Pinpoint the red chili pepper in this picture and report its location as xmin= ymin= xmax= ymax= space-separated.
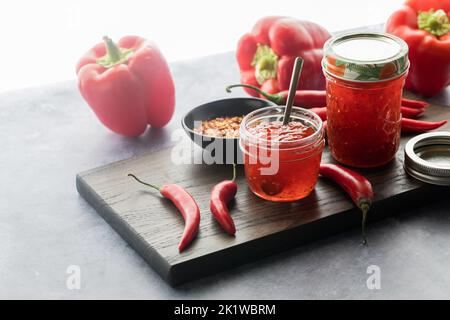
xmin=227 ymin=85 xmax=430 ymax=111
xmin=401 ymin=98 xmax=430 ymax=109
xmin=127 ymin=174 xmax=200 ymax=252
xmin=319 ymin=164 xmax=373 ymax=244
xmin=305 ymin=106 xmax=424 ymax=121
xmin=310 ymin=107 xmax=327 ymax=121
xmin=309 ymin=105 xmax=445 ymax=134
xmin=226 ymin=84 xmax=326 ymax=108
xmin=401 ymin=118 xmax=448 ymax=133
xmin=323 ymin=120 xmax=328 ymax=134
xmin=401 ymin=106 xmax=425 ymax=118
xmin=210 ymin=164 xmax=237 ymax=235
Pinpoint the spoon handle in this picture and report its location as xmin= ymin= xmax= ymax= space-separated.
xmin=283 ymin=57 xmax=303 ymax=125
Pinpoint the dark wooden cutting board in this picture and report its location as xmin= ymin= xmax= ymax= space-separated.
xmin=76 ymin=94 xmax=449 ymax=286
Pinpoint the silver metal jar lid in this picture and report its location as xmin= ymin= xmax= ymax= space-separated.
xmin=404 ymin=131 xmax=450 ymax=186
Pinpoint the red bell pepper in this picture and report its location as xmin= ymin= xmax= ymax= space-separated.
xmin=236 ymin=16 xmax=331 ymax=97
xmin=386 ymin=0 xmax=450 ymax=97
xmin=76 ymin=36 xmax=175 ymax=136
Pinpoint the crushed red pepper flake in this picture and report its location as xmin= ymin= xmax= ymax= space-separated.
xmin=194 ymin=116 xmax=243 ymax=138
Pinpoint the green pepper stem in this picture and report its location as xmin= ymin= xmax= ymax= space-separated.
xmin=103 ymin=36 xmax=122 ymax=63
xmin=225 ymin=84 xmax=284 ymax=104
xmin=128 ymin=174 xmax=161 ymax=191
xmin=251 ymin=44 xmax=279 ymax=85
xmin=97 ymin=36 xmax=134 ymax=68
xmin=418 ymin=9 xmax=450 ymax=37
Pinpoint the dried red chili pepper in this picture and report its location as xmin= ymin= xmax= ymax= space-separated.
xmin=210 ymin=164 xmax=237 ymax=235
xmin=128 ymin=174 xmax=200 ymax=252
xmin=401 ymin=118 xmax=448 ymax=133
xmin=319 ymin=164 xmax=373 ymax=244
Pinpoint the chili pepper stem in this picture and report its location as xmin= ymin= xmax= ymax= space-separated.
xmin=360 ymin=201 xmax=370 ymax=245
xmin=231 ymin=163 xmax=236 ymax=182
xmin=226 ymin=84 xmax=284 ymax=104
xmin=127 ymin=173 xmax=161 ymax=191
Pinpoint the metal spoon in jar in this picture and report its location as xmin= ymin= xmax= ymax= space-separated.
xmin=282 ymin=57 xmax=304 ymax=125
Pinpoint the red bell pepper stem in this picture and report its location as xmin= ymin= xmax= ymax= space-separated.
xmin=97 ymin=36 xmax=134 ymax=68
xmin=210 ymin=164 xmax=237 ymax=235
xmin=127 ymin=174 xmax=200 ymax=252
xmin=319 ymin=164 xmax=373 ymax=245
xmin=401 ymin=98 xmax=430 ymax=109
xmin=103 ymin=36 xmax=122 ymax=62
xmin=401 ymin=118 xmax=448 ymax=133
xmin=417 ymin=9 xmax=450 ymax=37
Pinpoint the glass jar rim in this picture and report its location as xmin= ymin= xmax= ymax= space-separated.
xmin=239 ymin=106 xmax=324 ymax=148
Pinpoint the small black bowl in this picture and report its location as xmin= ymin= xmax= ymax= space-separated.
xmin=182 ymin=97 xmax=276 ymax=164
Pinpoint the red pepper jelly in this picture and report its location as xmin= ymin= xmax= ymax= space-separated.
xmin=247 ymin=121 xmax=316 ymax=142
xmin=240 ymin=107 xmax=325 ymax=202
xmin=322 ymin=33 xmax=409 ymax=168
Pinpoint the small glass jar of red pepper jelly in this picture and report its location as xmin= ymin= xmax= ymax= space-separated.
xmin=322 ymin=33 xmax=409 ymax=168
xmin=239 ymin=106 xmax=325 ymax=202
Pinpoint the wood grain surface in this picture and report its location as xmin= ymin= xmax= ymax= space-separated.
xmin=76 ymin=92 xmax=449 ymax=285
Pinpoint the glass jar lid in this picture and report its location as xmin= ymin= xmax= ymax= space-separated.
xmin=322 ymin=32 xmax=409 ymax=82
xmin=404 ymin=132 xmax=450 ymax=186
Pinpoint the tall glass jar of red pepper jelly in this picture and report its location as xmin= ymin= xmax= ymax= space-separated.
xmin=322 ymin=33 xmax=409 ymax=168
xmin=239 ymin=106 xmax=325 ymax=202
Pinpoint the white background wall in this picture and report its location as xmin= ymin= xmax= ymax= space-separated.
xmin=0 ymin=0 xmax=404 ymax=93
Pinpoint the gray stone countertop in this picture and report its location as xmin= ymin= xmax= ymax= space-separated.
xmin=1 ymin=49 xmax=450 ymax=299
